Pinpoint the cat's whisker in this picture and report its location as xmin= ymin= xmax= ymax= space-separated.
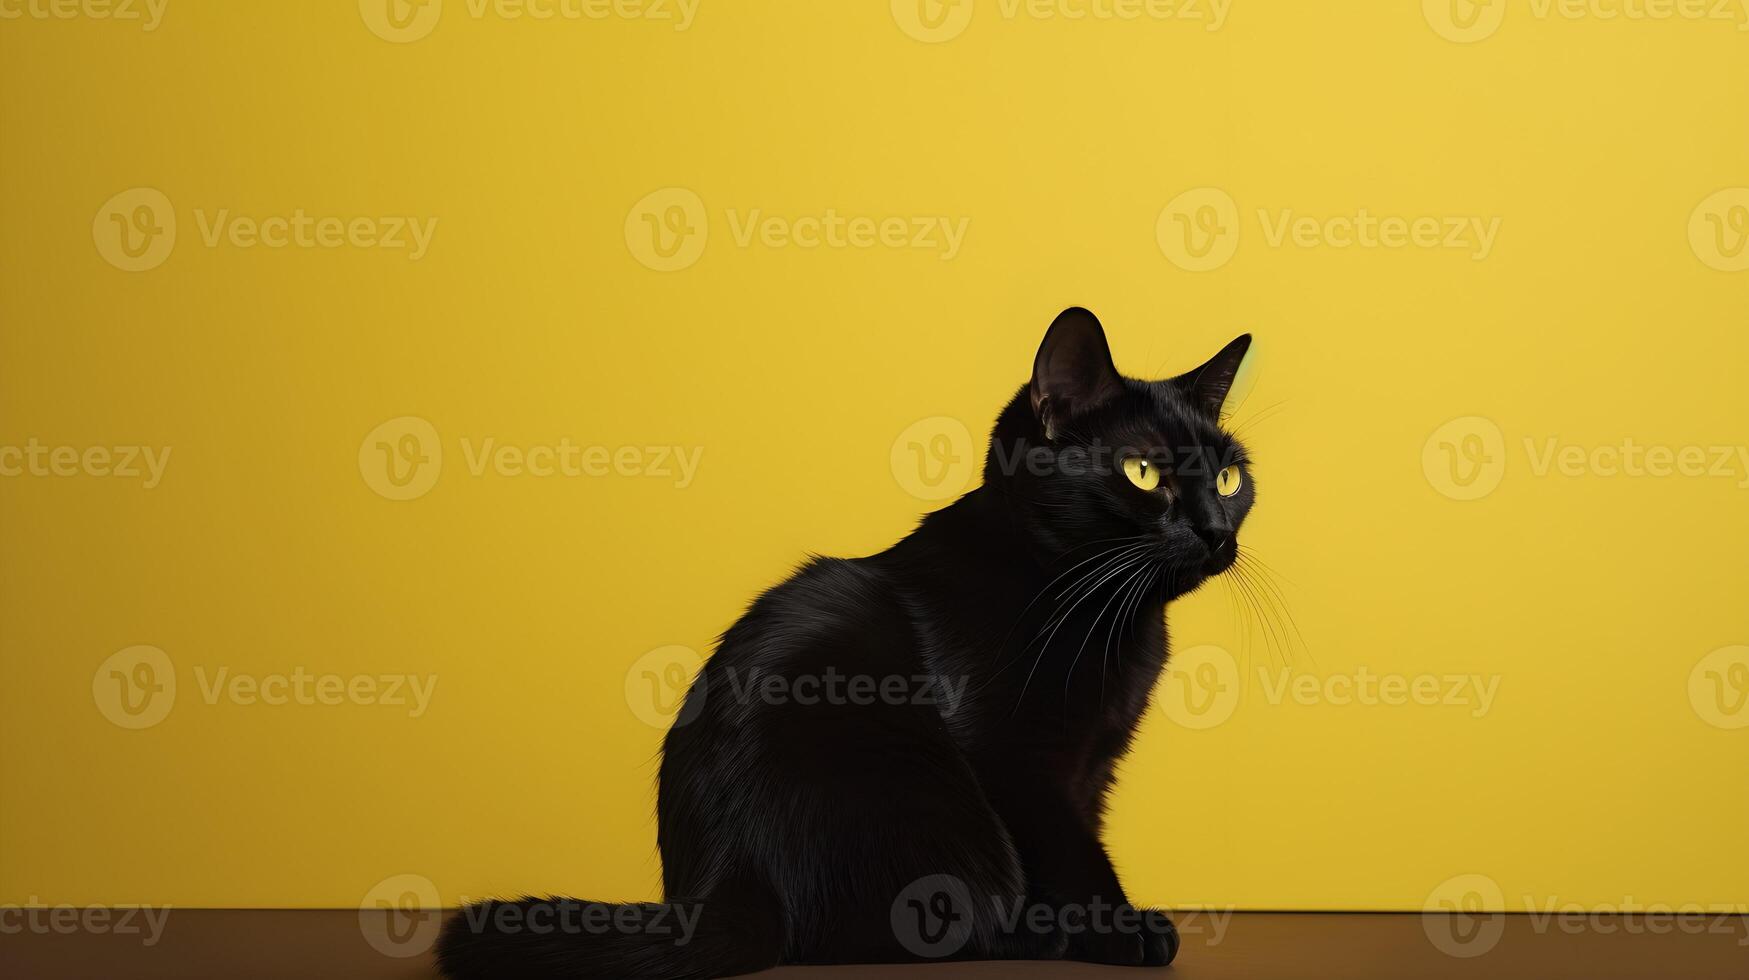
xmin=1100 ymin=565 xmax=1142 ymax=696
xmin=1055 ymin=543 xmax=1152 ymax=601
xmin=1219 ymin=567 xmax=1259 ymax=665
xmin=1036 ymin=549 xmax=1147 ymax=646
xmin=1029 ymin=545 xmax=1152 ymax=649
xmin=1027 ymin=544 xmax=1154 ymax=646
xmin=1238 ymin=563 xmax=1290 ymax=672
xmin=1230 ymin=555 xmax=1300 ymax=672
xmin=995 ymin=537 xmax=1148 ymax=645
xmin=1235 ymin=549 xmax=1312 ymax=671
xmin=1013 ymin=549 xmax=1150 ymax=712
xmin=1226 ymin=398 xmax=1289 ymax=440
xmin=1102 ymin=563 xmax=1158 ymax=699
xmin=1220 ymin=566 xmax=1248 ymax=651
xmin=978 ymin=540 xmax=1150 ymax=693
xmin=1223 ymin=560 xmax=1281 ymax=670
xmin=1068 ymin=557 xmax=1155 ymax=698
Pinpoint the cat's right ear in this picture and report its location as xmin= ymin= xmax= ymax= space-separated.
xmin=1030 ymin=307 xmax=1124 ymax=441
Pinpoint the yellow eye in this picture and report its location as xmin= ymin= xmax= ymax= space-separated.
xmin=1122 ymin=457 xmax=1161 ymax=492
xmin=1216 ymin=465 xmax=1243 ymax=498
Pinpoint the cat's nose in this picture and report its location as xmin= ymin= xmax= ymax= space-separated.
xmin=1198 ymin=530 xmax=1236 ymax=574
xmin=1199 ymin=529 xmax=1233 ymax=560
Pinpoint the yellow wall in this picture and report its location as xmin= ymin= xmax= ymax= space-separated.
xmin=2 ymin=1 xmax=1745 ymax=912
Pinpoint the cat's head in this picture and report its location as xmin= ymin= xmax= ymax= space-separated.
xmin=986 ymin=307 xmax=1255 ymax=598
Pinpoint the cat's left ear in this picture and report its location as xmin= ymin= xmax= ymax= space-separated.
xmin=1030 ymin=307 xmax=1125 ymax=441
xmin=1176 ymin=334 xmax=1254 ymax=420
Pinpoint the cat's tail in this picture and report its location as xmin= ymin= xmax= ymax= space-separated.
xmin=434 ymin=895 xmax=783 ymax=980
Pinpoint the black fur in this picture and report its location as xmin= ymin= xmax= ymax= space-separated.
xmin=438 ymin=308 xmax=1256 ymax=978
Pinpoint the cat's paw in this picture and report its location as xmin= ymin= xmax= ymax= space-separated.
xmin=1068 ymin=905 xmax=1178 ymax=968
xmin=1138 ymin=908 xmax=1179 ymax=967
xmin=1073 ymin=927 xmax=1146 ymax=966
xmin=993 ymin=920 xmax=1071 ymax=961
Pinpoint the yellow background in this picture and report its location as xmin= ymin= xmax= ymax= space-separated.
xmin=2 ymin=0 xmax=1746 ymax=912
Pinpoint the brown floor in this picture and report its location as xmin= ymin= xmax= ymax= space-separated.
xmin=1 ymin=910 xmax=1744 ymax=979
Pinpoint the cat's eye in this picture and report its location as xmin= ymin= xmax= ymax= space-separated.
xmin=1122 ymin=457 xmax=1161 ymax=492
xmin=1216 ymin=465 xmax=1243 ymax=498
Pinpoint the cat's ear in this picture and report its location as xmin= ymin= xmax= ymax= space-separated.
xmin=1030 ymin=307 xmax=1124 ymax=440
xmin=1176 ymin=334 xmax=1253 ymax=420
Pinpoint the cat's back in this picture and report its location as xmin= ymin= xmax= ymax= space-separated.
xmin=707 ymin=554 xmax=917 ymax=685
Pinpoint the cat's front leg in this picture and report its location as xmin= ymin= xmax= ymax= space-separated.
xmin=994 ymin=792 xmax=1177 ymax=967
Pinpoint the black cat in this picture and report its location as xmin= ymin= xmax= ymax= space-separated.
xmin=437 ymin=307 xmax=1255 ymax=978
